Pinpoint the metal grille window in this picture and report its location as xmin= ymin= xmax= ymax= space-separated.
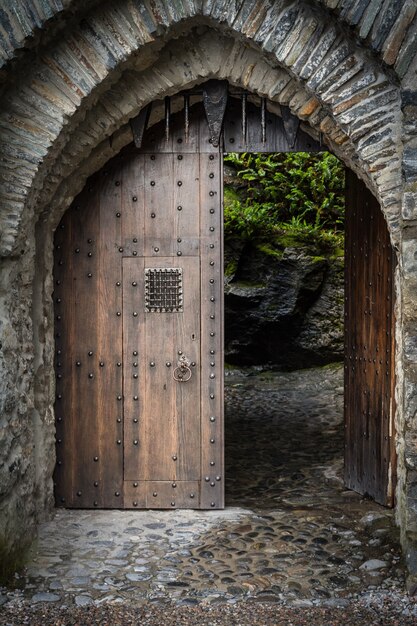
xmin=145 ymin=268 xmax=183 ymax=312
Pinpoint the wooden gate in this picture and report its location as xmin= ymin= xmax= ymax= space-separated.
xmin=53 ymin=107 xmax=224 ymax=509
xmin=344 ymin=170 xmax=396 ymax=506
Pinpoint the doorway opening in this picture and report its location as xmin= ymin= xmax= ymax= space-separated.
xmin=222 ymin=149 xmax=345 ymax=510
xmin=52 ymin=85 xmax=396 ymax=513
xmin=217 ymin=140 xmax=400 ymax=598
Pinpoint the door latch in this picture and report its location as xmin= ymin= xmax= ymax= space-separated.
xmin=173 ymin=354 xmax=192 ymax=382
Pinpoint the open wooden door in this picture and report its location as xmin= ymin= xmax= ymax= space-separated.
xmin=344 ymin=170 xmax=396 ymax=506
xmin=53 ymin=106 xmax=224 ymax=509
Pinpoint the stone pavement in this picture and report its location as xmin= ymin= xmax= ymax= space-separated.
xmin=0 ymin=365 xmax=408 ymax=610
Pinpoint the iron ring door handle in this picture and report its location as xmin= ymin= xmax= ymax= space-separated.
xmin=173 ymin=355 xmax=193 ymax=382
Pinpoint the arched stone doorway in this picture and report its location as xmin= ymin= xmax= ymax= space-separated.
xmin=1 ymin=1 xmax=416 ymax=585
xmin=51 ymin=90 xmax=396 ymax=511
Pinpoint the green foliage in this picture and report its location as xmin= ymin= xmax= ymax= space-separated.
xmin=223 ymin=151 xmax=345 ymax=248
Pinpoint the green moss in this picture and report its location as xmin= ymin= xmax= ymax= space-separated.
xmin=332 ymin=246 xmax=345 ymax=258
xmin=319 ymin=361 xmax=345 ymax=371
xmin=255 ymin=242 xmax=283 ymax=259
xmin=274 ymin=231 xmax=307 ymax=249
xmin=273 ymin=235 xmax=300 ymax=248
xmin=224 ymin=186 xmax=240 ymax=207
xmin=224 ymin=259 xmax=238 ymax=276
xmin=0 ymin=538 xmax=30 ymax=586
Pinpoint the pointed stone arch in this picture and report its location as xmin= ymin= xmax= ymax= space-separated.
xmin=3 ymin=0 xmax=417 ymax=588
xmin=0 ymin=2 xmax=403 ymax=254
xmin=34 ymin=29 xmax=399 ymax=238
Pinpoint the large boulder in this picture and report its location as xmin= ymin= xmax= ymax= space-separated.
xmin=224 ymin=239 xmax=344 ymax=369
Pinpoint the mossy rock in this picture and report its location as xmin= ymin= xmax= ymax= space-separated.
xmin=254 ymin=241 xmax=284 ymax=260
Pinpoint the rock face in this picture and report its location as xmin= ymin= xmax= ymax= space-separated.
xmin=224 ymin=240 xmax=344 ymax=369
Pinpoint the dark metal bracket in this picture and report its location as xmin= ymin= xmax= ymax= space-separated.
xmin=130 ymin=103 xmax=152 ymax=148
xmin=280 ymin=105 xmax=300 ymax=149
xmin=202 ymin=80 xmax=228 ymax=148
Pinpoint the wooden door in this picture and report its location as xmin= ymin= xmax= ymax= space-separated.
xmin=54 ymin=106 xmax=224 ymax=509
xmin=344 ymin=170 xmax=396 ymax=506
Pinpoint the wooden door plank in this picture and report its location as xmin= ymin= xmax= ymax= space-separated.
xmin=144 ymin=325 xmax=176 ymax=480
xmin=123 ymin=256 xmax=147 ymax=482
xmin=54 ymin=167 xmax=125 ymax=509
xmin=344 ymin=170 xmax=396 ymax=506
xmin=172 ymin=153 xmax=200 ymax=256
xmin=141 ymin=99 xmax=200 ymax=154
xmin=122 ymin=149 xmax=203 ymax=501
xmin=143 ymin=259 xmax=176 ymax=481
xmin=199 ymin=144 xmax=224 ymax=509
xmin=121 ymin=153 xmax=145 ymax=490
xmin=172 ymin=256 xmax=201 ymax=481
xmin=121 ymin=153 xmax=145 ymax=257
xmin=222 ymin=98 xmax=321 ymax=153
xmin=97 ymin=166 xmax=124 ymax=508
xmin=54 ymin=200 xmax=76 ymax=506
xmin=144 ymin=153 xmax=174 ymax=257
xmin=73 ymin=188 xmax=101 ymax=509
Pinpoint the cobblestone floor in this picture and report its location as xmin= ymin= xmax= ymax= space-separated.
xmin=1 ymin=365 xmax=409 ymax=611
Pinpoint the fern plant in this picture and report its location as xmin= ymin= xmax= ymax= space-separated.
xmin=224 ymin=151 xmax=345 ymax=244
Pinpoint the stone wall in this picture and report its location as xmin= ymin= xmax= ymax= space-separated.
xmin=0 ymin=0 xmax=417 ymax=586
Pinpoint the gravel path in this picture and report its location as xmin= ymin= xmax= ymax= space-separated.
xmin=1 ymin=595 xmax=417 ymax=625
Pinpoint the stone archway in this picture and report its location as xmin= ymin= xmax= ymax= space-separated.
xmin=1 ymin=0 xmax=416 ymax=587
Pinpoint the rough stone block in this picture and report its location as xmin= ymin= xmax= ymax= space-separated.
xmin=405 ymin=534 xmax=417 ymax=576
xmin=319 ymin=57 xmax=363 ymax=103
xmin=396 ymin=23 xmax=417 ymax=79
xmin=407 ymin=493 xmax=417 ymax=532
xmin=298 ymin=25 xmax=338 ymax=80
xmin=402 ymin=192 xmax=417 ymax=220
xmin=232 ymin=0 xmax=261 ymax=32
xmin=348 ymin=0 xmax=370 ymax=26
xmin=277 ymin=12 xmax=313 ymax=65
xmin=359 ymin=0 xmax=384 ymax=39
xmin=297 ymin=97 xmax=321 ymax=118
xmin=404 ymin=332 xmax=417 ymax=364
xmin=404 ymin=147 xmax=417 ymax=182
xmin=407 ymin=468 xmax=417 ymax=496
xmin=307 ymin=41 xmax=351 ymax=91
xmin=405 ymin=432 xmax=417 ymax=470
xmin=334 ymin=67 xmax=379 ymax=105
xmin=370 ymin=0 xmax=403 ymax=53
xmin=255 ymin=3 xmax=297 ymax=52
xmin=290 ymin=21 xmax=324 ymax=74
xmin=382 ymin=0 xmax=417 ymax=66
